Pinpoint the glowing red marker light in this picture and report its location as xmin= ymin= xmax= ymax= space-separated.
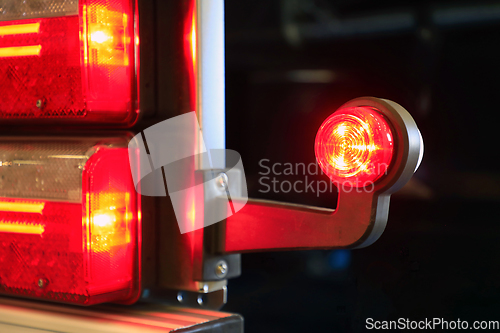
xmin=315 ymin=106 xmax=394 ymax=187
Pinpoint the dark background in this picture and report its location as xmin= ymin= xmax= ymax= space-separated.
xmin=222 ymin=1 xmax=500 ymax=331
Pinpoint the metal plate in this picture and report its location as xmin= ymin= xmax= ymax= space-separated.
xmin=0 ymin=297 xmax=243 ymax=333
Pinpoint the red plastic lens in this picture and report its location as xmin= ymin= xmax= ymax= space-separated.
xmin=315 ymin=106 xmax=394 ymax=187
xmin=0 ymin=138 xmax=140 ymax=305
xmin=0 ymin=0 xmax=137 ymax=125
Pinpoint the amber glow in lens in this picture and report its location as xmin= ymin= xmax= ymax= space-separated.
xmin=86 ymin=5 xmax=129 ymax=67
xmin=90 ymin=30 xmax=112 ymax=44
xmin=90 ymin=192 xmax=132 ymax=252
xmin=315 ymin=106 xmax=394 ymax=187
xmin=0 ymin=222 xmax=45 ymax=235
xmin=0 ymin=200 xmax=45 ymax=214
xmin=0 ymin=45 xmax=41 ymax=58
xmin=0 ymin=23 xmax=40 ymax=36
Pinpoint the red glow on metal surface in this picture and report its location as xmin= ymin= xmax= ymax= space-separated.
xmin=315 ymin=106 xmax=394 ymax=187
xmin=0 ymin=148 xmax=140 ymax=305
xmin=184 ymin=0 xmax=197 ymax=111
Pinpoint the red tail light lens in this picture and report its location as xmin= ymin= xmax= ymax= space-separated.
xmin=315 ymin=106 xmax=394 ymax=187
xmin=0 ymin=137 xmax=140 ymax=305
xmin=0 ymin=0 xmax=138 ymax=126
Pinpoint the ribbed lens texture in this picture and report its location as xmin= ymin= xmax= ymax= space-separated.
xmin=315 ymin=106 xmax=394 ymax=187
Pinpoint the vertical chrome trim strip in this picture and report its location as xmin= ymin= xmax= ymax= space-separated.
xmin=196 ymin=0 xmax=226 ymax=170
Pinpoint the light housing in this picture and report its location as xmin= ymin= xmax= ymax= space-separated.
xmin=0 ymin=136 xmax=140 ymax=305
xmin=315 ymin=97 xmax=423 ymax=192
xmin=0 ymin=0 xmax=138 ymax=126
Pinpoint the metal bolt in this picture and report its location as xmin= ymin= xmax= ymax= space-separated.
xmin=177 ymin=292 xmax=183 ymax=303
xmin=215 ymin=260 xmax=228 ymax=278
xmin=216 ymin=172 xmax=229 ymax=190
xmin=36 ymin=99 xmax=43 ymax=109
xmin=197 ymin=295 xmax=204 ymax=305
xmin=37 ymin=278 xmax=47 ymax=289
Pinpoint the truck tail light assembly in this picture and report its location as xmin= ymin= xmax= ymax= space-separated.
xmin=0 ymin=0 xmax=423 ymax=317
xmin=0 ymin=137 xmax=140 ymax=305
xmin=0 ymin=0 xmax=138 ymax=126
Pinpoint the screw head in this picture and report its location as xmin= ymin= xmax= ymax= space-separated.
xmin=215 ymin=260 xmax=228 ymax=278
xmin=216 ymin=173 xmax=229 ymax=190
xmin=37 ymin=278 xmax=47 ymax=289
xmin=36 ymin=99 xmax=43 ymax=109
